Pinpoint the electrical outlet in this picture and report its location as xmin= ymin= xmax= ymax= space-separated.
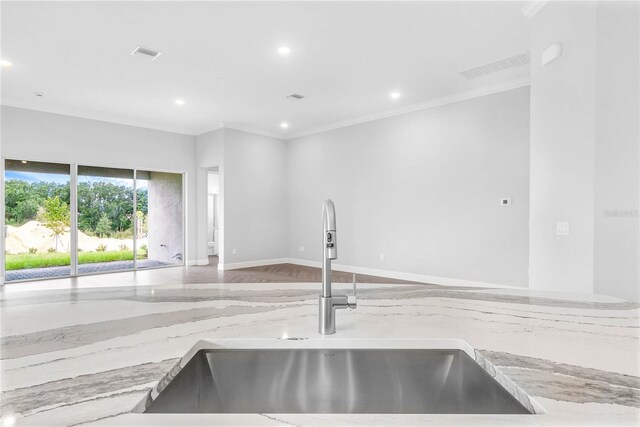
xmin=379 ymin=253 xmax=385 ymax=261
xmin=232 ymin=248 xmax=237 ymax=254
xmin=556 ymin=221 xmax=569 ymax=236
xmin=298 ymin=246 xmax=305 ymax=252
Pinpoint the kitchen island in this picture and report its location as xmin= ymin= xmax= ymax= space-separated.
xmin=1 ymin=271 xmax=638 ymax=426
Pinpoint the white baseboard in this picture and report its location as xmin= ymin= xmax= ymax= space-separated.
xmin=219 ymin=258 xmax=290 ymax=271
xmin=214 ymin=256 xmax=519 ymax=289
xmin=283 ymin=258 xmax=318 ymax=268
xmin=283 ymin=258 xmax=519 ymax=289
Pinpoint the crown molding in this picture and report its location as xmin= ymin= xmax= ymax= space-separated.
xmin=0 ymin=101 xmax=198 ymax=136
xmin=4 ymin=78 xmax=531 ymax=142
xmin=195 ymin=122 xmax=225 ymax=136
xmin=221 ymin=122 xmax=285 ymax=140
xmin=521 ymin=0 xmax=549 ymax=20
xmin=285 ymin=77 xmax=530 ymax=140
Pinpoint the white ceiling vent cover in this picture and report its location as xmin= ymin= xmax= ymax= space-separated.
xmin=131 ymin=46 xmax=162 ymax=60
xmin=286 ymin=94 xmax=305 ymax=101
xmin=459 ymin=52 xmax=530 ymax=79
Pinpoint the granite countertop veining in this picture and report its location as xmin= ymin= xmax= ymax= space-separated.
xmin=0 ymin=280 xmax=638 ymax=426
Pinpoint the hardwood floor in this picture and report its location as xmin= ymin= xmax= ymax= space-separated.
xmin=178 ymin=255 xmax=417 ymax=284
xmin=1 ymin=256 xmax=419 ymax=291
xmin=213 ymin=259 xmax=419 ymax=284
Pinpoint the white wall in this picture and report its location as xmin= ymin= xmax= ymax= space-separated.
xmin=222 ymin=128 xmax=287 ymax=266
xmin=0 ymin=106 xmax=199 ymax=264
xmin=286 ymin=87 xmax=530 ymax=288
xmin=207 ymin=172 xmax=220 ymax=255
xmin=593 ymin=1 xmax=639 ymax=301
xmin=529 ymin=1 xmax=597 ymax=294
xmin=529 ymin=1 xmax=639 ymax=301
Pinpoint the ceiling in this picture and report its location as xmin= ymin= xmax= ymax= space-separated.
xmin=0 ymin=1 xmax=530 ymax=138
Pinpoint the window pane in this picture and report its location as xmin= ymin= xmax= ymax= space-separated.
xmin=77 ymin=166 xmax=135 ymax=274
xmin=4 ymin=159 xmax=71 ymax=281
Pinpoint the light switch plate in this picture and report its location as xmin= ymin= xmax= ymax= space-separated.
xmin=556 ymin=221 xmax=569 ymax=236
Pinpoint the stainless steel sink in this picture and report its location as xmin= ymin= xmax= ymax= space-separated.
xmin=143 ymin=348 xmax=533 ymax=414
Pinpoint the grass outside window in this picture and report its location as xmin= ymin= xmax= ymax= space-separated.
xmin=6 ymin=250 xmax=148 ymax=270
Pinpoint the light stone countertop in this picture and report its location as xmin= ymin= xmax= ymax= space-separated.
xmin=0 ymin=280 xmax=638 ymax=426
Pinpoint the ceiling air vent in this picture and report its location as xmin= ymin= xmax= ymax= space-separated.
xmin=131 ymin=46 xmax=162 ymax=60
xmin=286 ymin=94 xmax=305 ymax=101
xmin=459 ymin=52 xmax=530 ymax=79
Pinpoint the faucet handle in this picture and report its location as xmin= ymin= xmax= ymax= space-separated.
xmin=348 ymin=273 xmax=357 ymax=308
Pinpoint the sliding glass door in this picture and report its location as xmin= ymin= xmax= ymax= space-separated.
xmin=77 ymin=166 xmax=136 ymax=274
xmin=4 ymin=160 xmax=71 ymax=281
xmin=3 ymin=159 xmax=184 ymax=282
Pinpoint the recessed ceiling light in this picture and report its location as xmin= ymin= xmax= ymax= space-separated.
xmin=280 ymin=122 xmax=289 ymax=129
xmin=286 ymin=93 xmax=305 ymax=101
xmin=131 ymin=46 xmax=161 ymax=60
xmin=174 ymin=99 xmax=185 ymax=106
xmin=390 ymin=91 xmax=401 ymax=99
xmin=1 ymin=59 xmax=12 ymax=68
xmin=278 ymin=46 xmax=291 ymax=55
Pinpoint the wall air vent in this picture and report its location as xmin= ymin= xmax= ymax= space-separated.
xmin=131 ymin=46 xmax=162 ymax=60
xmin=286 ymin=94 xmax=305 ymax=101
xmin=459 ymin=52 xmax=530 ymax=79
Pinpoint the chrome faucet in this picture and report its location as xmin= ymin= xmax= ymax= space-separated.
xmin=319 ymin=199 xmax=356 ymax=335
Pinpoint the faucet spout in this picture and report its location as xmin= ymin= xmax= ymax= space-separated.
xmin=319 ymin=199 xmax=356 ymax=335
xmin=322 ymin=200 xmax=337 ymax=298
xmin=323 ymin=199 xmax=337 ymax=243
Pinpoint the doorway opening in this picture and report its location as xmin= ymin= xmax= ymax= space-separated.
xmin=207 ymin=169 xmax=220 ymax=266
